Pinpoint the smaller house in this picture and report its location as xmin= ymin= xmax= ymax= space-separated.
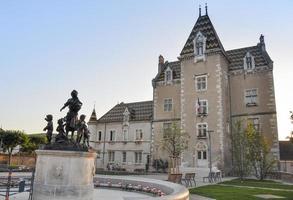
xmin=88 ymin=101 xmax=153 ymax=172
xmin=279 ymin=141 xmax=293 ymax=173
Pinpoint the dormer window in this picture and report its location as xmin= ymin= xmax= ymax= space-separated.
xmin=243 ymin=52 xmax=255 ymax=71
xmin=196 ymin=35 xmax=204 ymax=56
xmin=165 ymin=67 xmax=172 ymax=83
xmin=123 ymin=108 xmax=130 ymax=126
xmin=194 ymin=32 xmax=206 ymax=62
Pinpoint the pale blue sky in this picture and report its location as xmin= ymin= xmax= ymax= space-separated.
xmin=0 ymin=0 xmax=292 ymax=140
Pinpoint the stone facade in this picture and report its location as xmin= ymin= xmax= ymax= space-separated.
xmin=89 ymin=10 xmax=279 ymax=173
xmin=33 ymin=150 xmax=96 ymax=200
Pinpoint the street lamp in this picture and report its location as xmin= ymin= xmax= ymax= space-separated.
xmin=207 ymin=130 xmax=214 ymax=182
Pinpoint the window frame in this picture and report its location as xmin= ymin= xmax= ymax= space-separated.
xmin=134 ymin=152 xmax=143 ymax=164
xmin=197 ymin=150 xmax=207 ymax=160
xmin=244 ymin=88 xmax=258 ymax=106
xmin=197 ymin=123 xmax=208 ymax=138
xmin=123 ymin=129 xmax=128 ymax=141
xmin=164 ymin=98 xmax=173 ymax=112
xmin=195 ymin=75 xmax=207 ymax=91
xmin=109 ymin=130 xmax=116 ymax=142
xmin=243 ymin=52 xmax=255 ymax=71
xmin=98 ymin=131 xmax=102 ymax=141
xmin=135 ymin=129 xmax=143 ymax=140
xmin=197 ymin=99 xmax=208 ymax=116
xmin=165 ymin=68 xmax=173 ymax=83
xmin=122 ymin=151 xmax=127 ymax=163
xmin=248 ymin=117 xmax=260 ymax=132
xmin=108 ymin=151 xmax=115 ymax=162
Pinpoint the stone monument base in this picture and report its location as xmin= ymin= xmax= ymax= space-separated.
xmin=33 ymin=150 xmax=96 ymax=200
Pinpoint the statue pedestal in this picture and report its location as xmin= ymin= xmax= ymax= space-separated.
xmin=33 ymin=150 xmax=96 ymax=200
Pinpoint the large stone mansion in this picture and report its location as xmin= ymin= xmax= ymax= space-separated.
xmin=88 ymin=8 xmax=279 ymax=173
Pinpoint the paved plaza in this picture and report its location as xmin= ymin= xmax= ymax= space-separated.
xmin=0 ymin=172 xmax=231 ymax=200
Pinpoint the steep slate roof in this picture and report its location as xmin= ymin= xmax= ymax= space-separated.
xmin=226 ymin=44 xmax=272 ymax=71
xmin=180 ymin=14 xmax=225 ymax=56
xmin=97 ymin=101 xmax=153 ymax=123
xmin=153 ymin=61 xmax=181 ymax=82
xmin=279 ymin=141 xmax=293 ymax=161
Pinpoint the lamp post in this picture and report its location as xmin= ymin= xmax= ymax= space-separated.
xmin=207 ymin=130 xmax=214 ymax=182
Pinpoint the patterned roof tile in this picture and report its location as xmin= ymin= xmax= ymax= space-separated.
xmin=97 ymin=101 xmax=153 ymax=123
xmin=226 ymin=44 xmax=272 ymax=71
xmin=180 ymin=15 xmax=225 ymax=56
xmin=154 ymin=61 xmax=181 ymax=83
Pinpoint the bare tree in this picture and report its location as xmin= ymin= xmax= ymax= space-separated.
xmin=160 ymin=122 xmax=189 ymax=173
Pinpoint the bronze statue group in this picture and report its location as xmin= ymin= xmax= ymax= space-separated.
xmin=43 ymin=90 xmax=90 ymax=147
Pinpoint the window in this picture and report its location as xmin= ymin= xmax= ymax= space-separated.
xmin=248 ymin=117 xmax=260 ymax=132
xmin=165 ymin=69 xmax=172 ymax=83
xmin=196 ymin=75 xmax=207 ymax=91
xmin=122 ymin=152 xmax=127 ymax=163
xmin=164 ymin=98 xmax=173 ymax=112
xmin=163 ymin=122 xmax=172 ymax=137
xmin=245 ymin=89 xmax=258 ymax=106
xmin=135 ymin=152 xmax=142 ymax=164
xmin=98 ymin=131 xmax=102 ymax=141
xmin=135 ymin=129 xmax=143 ymax=140
xmin=123 ymin=129 xmax=128 ymax=141
xmin=246 ymin=56 xmax=252 ymax=70
xmin=108 ymin=151 xmax=115 ymax=162
xmin=197 ymin=123 xmax=207 ymax=138
xmin=195 ymin=35 xmax=204 ymax=56
xmin=123 ymin=108 xmax=130 ymax=125
xmin=243 ymin=52 xmax=255 ymax=71
xmin=109 ymin=130 xmax=116 ymax=141
xmin=197 ymin=151 xmax=207 ymax=160
xmin=197 ymin=99 xmax=208 ymax=115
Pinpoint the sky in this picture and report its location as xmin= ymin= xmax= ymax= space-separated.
xmin=0 ymin=0 xmax=292 ymax=140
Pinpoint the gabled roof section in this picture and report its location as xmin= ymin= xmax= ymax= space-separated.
xmin=180 ymin=15 xmax=225 ymax=56
xmin=153 ymin=61 xmax=181 ymax=83
xmin=226 ymin=44 xmax=273 ymax=71
xmin=97 ymin=101 xmax=153 ymax=123
xmin=279 ymin=141 xmax=293 ymax=160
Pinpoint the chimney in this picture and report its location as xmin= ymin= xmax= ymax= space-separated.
xmin=158 ymin=55 xmax=164 ymax=72
xmin=259 ymin=34 xmax=266 ymax=51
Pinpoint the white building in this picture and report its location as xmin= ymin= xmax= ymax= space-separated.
xmin=88 ymin=101 xmax=153 ymax=172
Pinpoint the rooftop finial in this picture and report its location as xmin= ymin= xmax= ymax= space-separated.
xmin=199 ymin=4 xmax=201 ymax=17
xmin=259 ymin=34 xmax=266 ymax=51
xmin=205 ymin=3 xmax=208 ymax=15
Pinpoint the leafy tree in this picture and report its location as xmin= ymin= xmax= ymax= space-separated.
xmin=246 ymin=123 xmax=276 ymax=180
xmin=0 ymin=130 xmax=28 ymax=165
xmin=20 ymin=134 xmax=47 ymax=154
xmin=160 ymin=122 xmax=189 ymax=173
xmin=231 ymin=120 xmax=250 ymax=180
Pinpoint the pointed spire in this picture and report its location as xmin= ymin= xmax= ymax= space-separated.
xmin=199 ymin=4 xmax=201 ymax=17
xmin=89 ymin=107 xmax=97 ymax=122
xmin=205 ymin=3 xmax=208 ymax=15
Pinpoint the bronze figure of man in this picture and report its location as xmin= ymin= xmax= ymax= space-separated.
xmin=60 ymin=90 xmax=83 ymax=139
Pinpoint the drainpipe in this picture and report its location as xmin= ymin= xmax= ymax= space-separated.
xmin=228 ymin=72 xmax=234 ymax=173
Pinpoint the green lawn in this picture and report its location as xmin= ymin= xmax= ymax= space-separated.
xmin=219 ymin=179 xmax=293 ymax=190
xmin=189 ymin=179 xmax=293 ymax=200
